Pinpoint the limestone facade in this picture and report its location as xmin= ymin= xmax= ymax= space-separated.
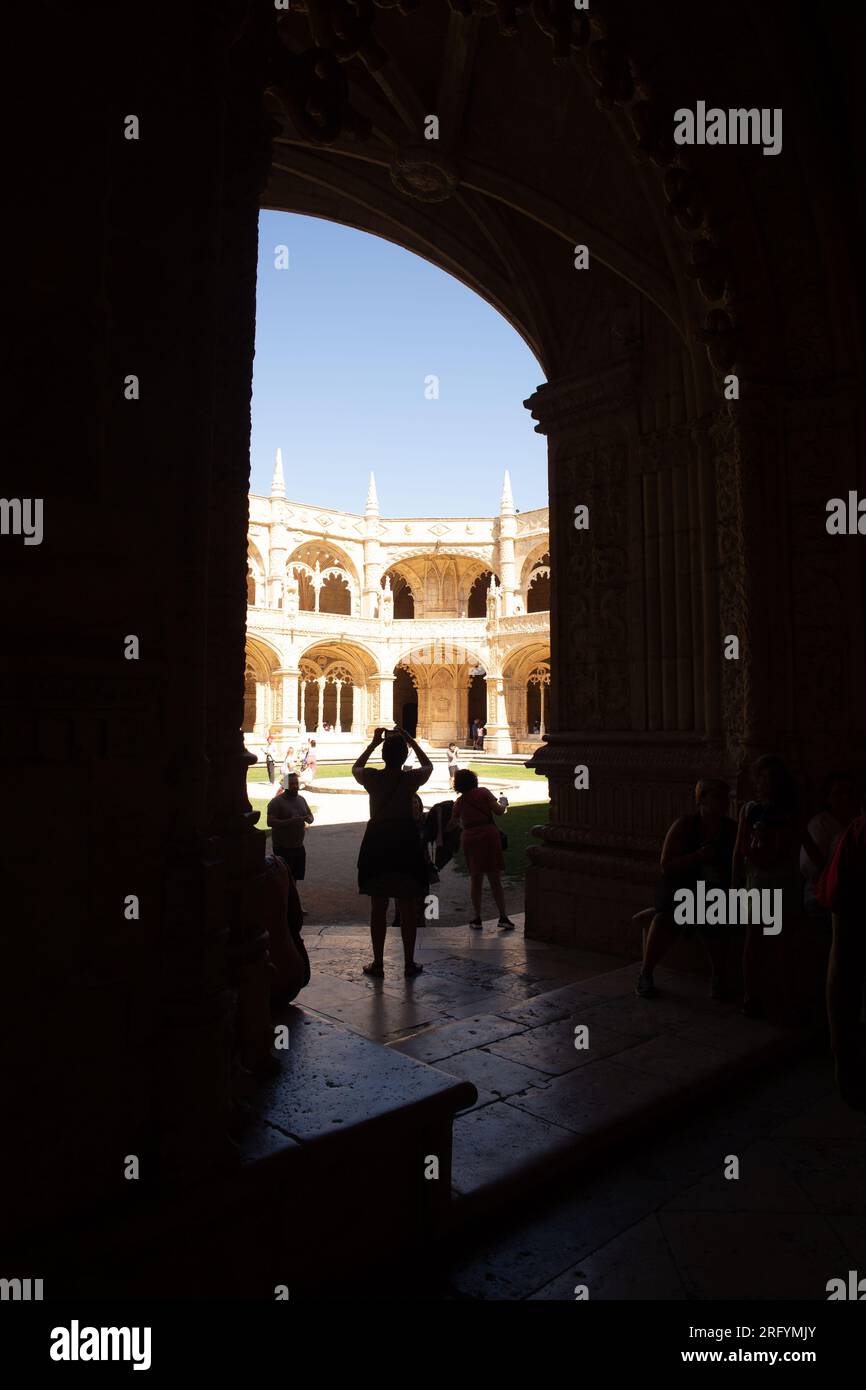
xmin=245 ymin=458 xmax=550 ymax=756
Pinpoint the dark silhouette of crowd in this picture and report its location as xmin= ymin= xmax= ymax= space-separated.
xmin=636 ymin=756 xmax=866 ymax=1110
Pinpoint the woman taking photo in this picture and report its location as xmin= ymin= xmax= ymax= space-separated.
xmin=450 ymin=769 xmax=515 ymax=930
xmin=353 ymin=727 xmax=432 ymax=978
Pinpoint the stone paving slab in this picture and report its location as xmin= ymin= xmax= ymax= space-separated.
xmin=657 ymin=1210 xmax=851 ymax=1301
xmin=528 ymin=1214 xmax=688 ymax=1301
xmin=299 ymin=914 xmax=805 ymax=1225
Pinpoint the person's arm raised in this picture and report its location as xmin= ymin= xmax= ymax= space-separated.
xmin=350 ymin=728 xmax=383 ymax=783
xmin=352 ymin=728 xmax=384 ymax=784
xmin=395 ymin=727 xmax=432 ymax=772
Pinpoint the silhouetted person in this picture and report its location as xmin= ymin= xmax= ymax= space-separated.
xmin=267 ymin=773 xmax=314 ymax=903
xmin=636 ymin=778 xmax=737 ymax=999
xmin=450 ymin=769 xmax=514 ymax=929
xmin=353 ymin=727 xmax=432 ymax=978
xmin=447 ymin=741 xmax=459 ymax=788
xmin=262 ymin=853 xmax=308 ymax=1004
xmin=733 ymin=754 xmax=803 ymax=1018
xmin=301 ymin=737 xmax=318 ymax=788
xmin=801 ymin=772 xmax=859 ymax=924
xmin=819 ymin=813 xmax=866 ymax=1110
xmin=392 ymin=794 xmax=431 ymax=928
xmin=264 ymin=733 xmax=277 ymax=785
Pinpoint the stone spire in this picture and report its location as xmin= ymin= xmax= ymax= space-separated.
xmin=500 ymin=469 xmax=515 ymax=516
xmin=271 ymin=447 xmax=286 ymax=499
xmin=365 ymin=471 xmax=380 ymax=517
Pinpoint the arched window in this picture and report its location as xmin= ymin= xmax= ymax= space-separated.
xmin=319 ymin=572 xmax=351 ymax=616
xmin=526 ymin=662 xmax=550 ymax=735
xmin=527 ymin=554 xmax=550 ymax=613
xmin=388 ymin=572 xmax=414 ymax=619
xmin=246 ymin=568 xmax=256 ymax=605
xmin=467 ymin=570 xmax=495 ymax=617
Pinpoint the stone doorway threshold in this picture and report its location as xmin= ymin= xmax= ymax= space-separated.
xmin=300 ymin=919 xmax=804 ymax=1226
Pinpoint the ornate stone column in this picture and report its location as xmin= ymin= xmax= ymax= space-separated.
xmin=367 ymin=673 xmax=394 ymax=733
xmin=523 ymin=360 xmax=733 ymax=953
xmin=274 ymin=667 xmax=300 ymax=738
xmin=484 ymin=674 xmax=512 ymax=755
xmin=316 ymin=675 xmax=326 ymax=731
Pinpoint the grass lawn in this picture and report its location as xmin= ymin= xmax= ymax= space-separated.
xmin=452 ymin=801 xmax=549 ymax=880
xmin=467 ymin=762 xmax=539 ymax=781
xmin=249 ymin=760 xmax=542 ymax=783
xmin=248 ymin=762 xmax=376 ymax=782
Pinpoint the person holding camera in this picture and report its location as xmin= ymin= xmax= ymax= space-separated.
xmin=353 ymin=726 xmax=432 ymax=978
xmin=636 ymin=778 xmax=737 ymax=999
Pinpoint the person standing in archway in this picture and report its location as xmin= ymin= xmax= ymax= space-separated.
xmin=447 ymin=742 xmax=460 ymax=789
xmin=450 ymin=769 xmax=515 ymax=930
xmin=264 ymin=733 xmax=277 ymax=786
xmin=353 ymin=727 xmax=432 ymax=978
xmin=301 ymin=737 xmax=317 ymax=789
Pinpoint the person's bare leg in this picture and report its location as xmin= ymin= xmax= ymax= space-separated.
xmin=398 ymin=897 xmax=418 ymax=970
xmin=470 ymin=873 xmax=483 ymax=921
xmin=637 ymin=913 xmax=675 ymax=997
xmin=702 ymin=931 xmax=729 ymax=998
xmin=742 ymin=922 xmax=762 ymax=1012
xmin=643 ymin=913 xmax=675 ymax=974
xmin=488 ymin=872 xmax=509 ymax=919
xmin=365 ymin=896 xmax=387 ymax=974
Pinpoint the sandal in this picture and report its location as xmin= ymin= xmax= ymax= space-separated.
xmin=363 ymin=961 xmax=385 ymax=978
xmin=469 ymin=918 xmax=483 ymax=930
xmin=404 ymin=961 xmax=423 ymax=978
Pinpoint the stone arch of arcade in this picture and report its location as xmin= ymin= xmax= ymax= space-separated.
xmin=259 ymin=1 xmax=865 ymax=941
xmin=243 ymin=635 xmax=282 ymax=739
xmin=381 ymin=553 xmax=498 ymax=620
xmin=393 ymin=639 xmax=488 ymax=746
xmin=247 ymin=539 xmax=267 ymax=606
xmin=287 ymin=539 xmax=360 ymax=616
xmin=503 ymin=643 xmax=551 ymax=743
xmin=296 ymin=640 xmax=378 ymax=736
xmin=521 ymin=546 xmax=551 ymax=614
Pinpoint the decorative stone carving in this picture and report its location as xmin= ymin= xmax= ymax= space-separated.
xmin=389 ymin=147 xmax=460 ymax=203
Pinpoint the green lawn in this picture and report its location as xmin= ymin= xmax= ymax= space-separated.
xmin=467 ymin=762 xmax=539 ymax=781
xmin=452 ymin=801 xmax=549 ymax=880
xmin=248 ymin=762 xmax=376 ymax=782
xmin=249 ymin=759 xmax=541 ymax=783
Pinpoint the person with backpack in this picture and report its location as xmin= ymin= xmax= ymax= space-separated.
xmin=449 ymin=769 xmax=514 ymax=929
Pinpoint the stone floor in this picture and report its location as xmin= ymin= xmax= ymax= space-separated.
xmin=300 ymin=918 xmax=812 ymax=1226
xmin=443 ymin=1051 xmax=866 ymax=1300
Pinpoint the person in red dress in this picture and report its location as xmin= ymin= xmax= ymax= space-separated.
xmin=450 ymin=769 xmax=515 ymax=930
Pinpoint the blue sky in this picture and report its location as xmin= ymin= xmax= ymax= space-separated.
xmin=250 ymin=212 xmax=548 ymax=517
